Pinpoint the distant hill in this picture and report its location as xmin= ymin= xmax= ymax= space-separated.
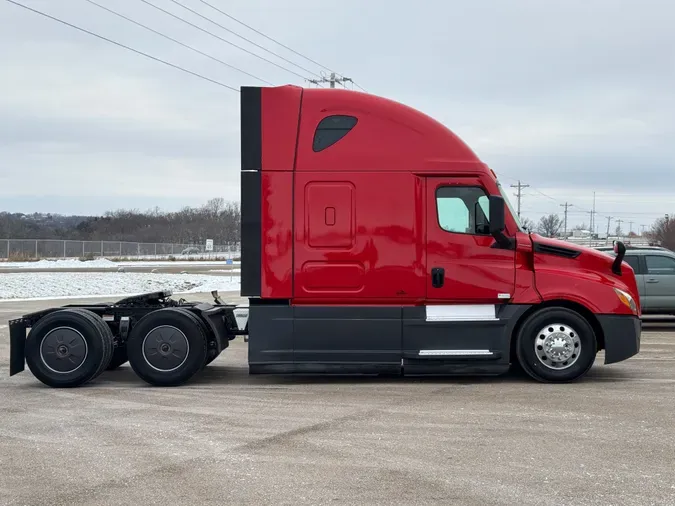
xmin=0 ymin=198 xmax=240 ymax=244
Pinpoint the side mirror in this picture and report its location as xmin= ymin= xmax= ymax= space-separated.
xmin=489 ymin=195 xmax=505 ymax=234
xmin=612 ymin=240 xmax=626 ymax=275
xmin=488 ymin=195 xmax=513 ymax=249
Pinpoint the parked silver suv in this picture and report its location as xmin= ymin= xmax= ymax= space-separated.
xmin=595 ymin=246 xmax=675 ymax=315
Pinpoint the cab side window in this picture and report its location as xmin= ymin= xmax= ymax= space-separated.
xmin=436 ymin=186 xmax=490 ymax=235
xmin=646 ymin=255 xmax=675 ymax=275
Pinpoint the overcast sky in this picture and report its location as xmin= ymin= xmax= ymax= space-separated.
xmin=1 ymin=0 xmax=673 ymax=232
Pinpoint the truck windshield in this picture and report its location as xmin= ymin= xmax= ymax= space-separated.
xmin=497 ymin=181 xmax=523 ymax=232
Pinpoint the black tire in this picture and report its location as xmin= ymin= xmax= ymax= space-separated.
xmin=126 ymin=308 xmax=208 ymax=387
xmin=515 ymin=307 xmax=597 ymax=383
xmin=25 ymin=309 xmax=114 ymax=388
xmin=68 ymin=309 xmax=115 ymax=380
xmin=195 ymin=317 xmax=219 ymax=367
xmin=107 ymin=345 xmax=128 ymax=370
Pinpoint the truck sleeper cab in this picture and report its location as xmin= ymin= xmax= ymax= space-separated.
xmin=241 ymin=85 xmax=641 ymax=383
xmin=8 ymin=85 xmax=641 ymax=389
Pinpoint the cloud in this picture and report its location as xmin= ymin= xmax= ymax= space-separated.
xmin=0 ymin=0 xmax=673 ymax=228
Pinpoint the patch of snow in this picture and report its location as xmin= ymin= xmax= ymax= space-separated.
xmin=0 ymin=259 xmax=241 ymax=269
xmin=0 ymin=272 xmax=241 ymax=300
xmin=106 ymin=253 xmax=240 ymax=261
xmin=0 ymin=258 xmax=118 ymax=269
xmin=119 ymin=260 xmax=241 ymax=267
xmin=208 ymin=269 xmax=241 ymax=273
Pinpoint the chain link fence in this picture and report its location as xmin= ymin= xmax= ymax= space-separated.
xmin=0 ymin=239 xmax=240 ymax=261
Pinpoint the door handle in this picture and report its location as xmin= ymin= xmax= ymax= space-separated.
xmin=431 ymin=267 xmax=445 ymax=288
xmin=646 ymin=278 xmax=659 ymax=283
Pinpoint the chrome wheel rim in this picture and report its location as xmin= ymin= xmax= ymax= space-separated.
xmin=142 ymin=325 xmax=189 ymax=372
xmin=534 ymin=323 xmax=581 ymax=370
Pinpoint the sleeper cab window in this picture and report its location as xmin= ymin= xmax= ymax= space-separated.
xmin=312 ymin=115 xmax=358 ymax=152
xmin=436 ymin=186 xmax=490 ymax=235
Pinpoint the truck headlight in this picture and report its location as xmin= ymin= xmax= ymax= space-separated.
xmin=614 ymin=288 xmax=637 ymax=314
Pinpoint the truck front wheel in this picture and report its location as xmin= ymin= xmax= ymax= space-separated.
xmin=515 ymin=307 xmax=597 ymax=383
xmin=126 ymin=308 xmax=208 ymax=387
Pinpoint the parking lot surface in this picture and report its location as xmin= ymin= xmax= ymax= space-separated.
xmin=1 ymin=296 xmax=674 ymax=505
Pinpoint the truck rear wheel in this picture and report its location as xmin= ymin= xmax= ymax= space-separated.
xmin=515 ymin=307 xmax=597 ymax=383
xmin=126 ymin=308 xmax=208 ymax=387
xmin=25 ymin=309 xmax=114 ymax=388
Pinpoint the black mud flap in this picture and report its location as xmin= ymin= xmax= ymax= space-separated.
xmin=9 ymin=319 xmax=28 ymax=376
xmin=598 ymin=314 xmax=641 ymax=364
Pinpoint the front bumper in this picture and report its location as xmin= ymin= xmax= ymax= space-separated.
xmin=597 ymin=314 xmax=641 ymax=364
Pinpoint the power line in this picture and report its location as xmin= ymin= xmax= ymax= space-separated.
xmin=523 ymin=209 xmax=665 ymax=217
xmin=189 ymin=0 xmax=368 ymax=92
xmin=177 ymin=0 xmax=320 ymax=78
xmin=83 ymin=0 xmax=272 ymax=85
xmin=195 ymin=0 xmax=338 ymax=76
xmin=5 ymin=0 xmax=238 ymax=92
xmin=528 ymin=187 xmax=558 ymax=203
xmin=352 ymin=81 xmax=368 ymax=92
xmin=138 ymin=0 xmax=310 ymax=82
xmin=500 ymin=171 xmax=663 ymax=232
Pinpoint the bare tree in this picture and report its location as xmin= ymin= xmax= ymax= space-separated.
xmin=0 ymin=199 xmax=241 ymax=245
xmin=537 ymin=214 xmax=563 ymax=238
xmin=650 ymin=215 xmax=675 ymax=251
xmin=521 ymin=217 xmax=536 ymax=232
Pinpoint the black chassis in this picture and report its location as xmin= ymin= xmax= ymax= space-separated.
xmin=9 ymin=291 xmax=244 ymax=377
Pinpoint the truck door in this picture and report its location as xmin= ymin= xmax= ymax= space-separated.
xmin=425 ymin=177 xmax=516 ymax=304
xmin=401 ymin=177 xmax=518 ymax=368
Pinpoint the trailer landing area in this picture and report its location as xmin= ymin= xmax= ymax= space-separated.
xmin=1 ymin=295 xmax=674 ymax=506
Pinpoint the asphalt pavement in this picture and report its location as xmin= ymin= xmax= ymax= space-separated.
xmin=1 ymin=295 xmax=674 ymax=505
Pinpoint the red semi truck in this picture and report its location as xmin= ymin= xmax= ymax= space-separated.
xmin=8 ymin=85 xmax=641 ymax=388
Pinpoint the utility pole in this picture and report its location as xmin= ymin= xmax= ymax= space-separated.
xmin=510 ymin=180 xmax=529 ymax=218
xmin=308 ymin=72 xmax=353 ymax=89
xmin=616 ymin=218 xmax=623 ymax=238
xmin=560 ymin=202 xmax=573 ymax=237
xmin=591 ymin=191 xmax=596 ymax=236
xmin=587 ymin=209 xmax=595 ymax=246
xmin=606 ymin=216 xmax=612 ymax=245
xmin=629 ymin=221 xmax=634 ymax=235
xmin=640 ymin=224 xmax=646 ymax=236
